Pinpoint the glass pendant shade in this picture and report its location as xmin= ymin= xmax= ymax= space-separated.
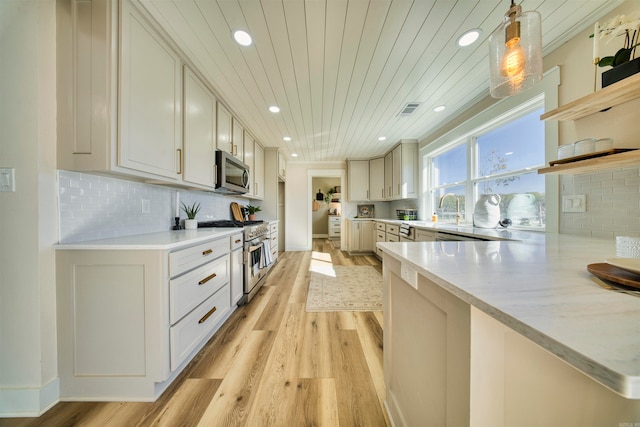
xmin=489 ymin=3 xmax=542 ymax=98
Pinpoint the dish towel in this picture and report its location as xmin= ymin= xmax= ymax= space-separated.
xmin=399 ymin=223 xmax=411 ymax=237
xmin=259 ymin=240 xmax=273 ymax=268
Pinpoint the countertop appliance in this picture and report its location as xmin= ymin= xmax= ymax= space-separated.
xmin=214 ymin=150 xmax=250 ymax=195
xmin=198 ymin=219 xmax=272 ymax=304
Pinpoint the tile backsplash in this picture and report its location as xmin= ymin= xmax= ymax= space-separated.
xmin=560 ymin=166 xmax=640 ymax=239
xmin=58 ymin=171 xmax=249 ymax=243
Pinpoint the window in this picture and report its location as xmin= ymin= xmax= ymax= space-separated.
xmin=426 ymin=104 xmax=546 ymax=230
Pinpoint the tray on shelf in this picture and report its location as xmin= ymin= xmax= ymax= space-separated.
xmin=548 ymin=148 xmax=636 ymax=166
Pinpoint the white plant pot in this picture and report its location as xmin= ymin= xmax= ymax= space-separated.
xmin=185 ymin=219 xmax=198 ymax=230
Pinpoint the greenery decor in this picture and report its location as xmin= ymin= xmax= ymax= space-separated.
xmin=324 ymin=188 xmax=335 ymax=204
xmin=181 ymin=202 xmax=201 ymax=219
xmin=246 ymin=205 xmax=261 ymax=215
xmin=593 ymin=12 xmax=640 ymax=67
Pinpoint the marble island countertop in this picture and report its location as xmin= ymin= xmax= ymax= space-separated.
xmin=378 ymin=236 xmax=640 ymax=398
xmin=54 ymin=228 xmax=239 ymax=250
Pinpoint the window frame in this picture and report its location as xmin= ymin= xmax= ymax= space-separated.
xmin=419 ymin=66 xmax=560 ymax=232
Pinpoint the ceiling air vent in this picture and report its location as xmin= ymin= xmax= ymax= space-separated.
xmin=397 ymin=102 xmax=422 ymax=117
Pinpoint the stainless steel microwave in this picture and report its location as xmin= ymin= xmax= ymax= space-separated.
xmin=215 ymin=150 xmax=250 ymax=194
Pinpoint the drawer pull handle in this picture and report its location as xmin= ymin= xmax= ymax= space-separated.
xmin=202 ymin=249 xmax=213 ymax=256
xmin=235 ymin=239 xmax=241 ymax=244
xmin=198 ymin=306 xmax=217 ymax=324
xmin=198 ymin=273 xmax=217 ymax=285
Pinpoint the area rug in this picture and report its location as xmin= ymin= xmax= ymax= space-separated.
xmin=305 ymin=265 xmax=383 ymax=312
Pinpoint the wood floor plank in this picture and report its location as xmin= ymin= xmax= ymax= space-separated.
xmin=331 ymin=329 xmax=387 ymax=427
xmin=244 ymin=303 xmax=307 ymax=425
xmin=352 ymin=312 xmax=387 ymax=420
xmin=196 ymin=330 xmax=276 ymax=427
xmin=299 ymin=312 xmax=333 ymax=378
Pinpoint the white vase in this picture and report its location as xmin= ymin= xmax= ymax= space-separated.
xmin=185 ymin=219 xmax=198 ymax=230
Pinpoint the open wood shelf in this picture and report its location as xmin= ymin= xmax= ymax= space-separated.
xmin=540 ymin=73 xmax=640 ymax=121
xmin=538 ymin=149 xmax=640 ymax=175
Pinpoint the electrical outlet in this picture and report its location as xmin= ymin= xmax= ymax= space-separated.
xmin=0 ymin=168 xmax=15 ymax=192
xmin=141 ymin=199 xmax=150 ymax=214
xmin=562 ymin=195 xmax=586 ymax=213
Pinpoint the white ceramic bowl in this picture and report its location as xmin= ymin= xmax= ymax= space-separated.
xmin=557 ymin=143 xmax=575 ymax=159
xmin=595 ymin=138 xmax=613 ymax=151
xmin=574 ymin=138 xmax=596 ymax=156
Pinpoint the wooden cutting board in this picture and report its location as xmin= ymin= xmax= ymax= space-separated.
xmin=587 ymin=263 xmax=640 ymax=290
xmin=230 ymin=203 xmax=244 ymax=222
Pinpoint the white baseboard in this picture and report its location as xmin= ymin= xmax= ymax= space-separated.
xmin=312 ymin=234 xmax=329 ymax=238
xmin=0 ymin=377 xmax=59 ymax=417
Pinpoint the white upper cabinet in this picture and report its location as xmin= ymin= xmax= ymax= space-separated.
xmin=369 ymin=157 xmax=385 ymax=201
xmin=182 ymin=66 xmax=216 ymax=188
xmin=119 ymin=0 xmax=182 ymax=179
xmin=278 ymin=152 xmax=286 ymax=181
xmin=244 ymin=132 xmax=255 ymax=196
xmin=58 ymin=0 xmax=186 ymax=181
xmin=231 ymin=118 xmax=244 ymax=161
xmin=253 ymin=141 xmax=265 ymax=200
xmin=391 ymin=142 xmax=418 ymax=200
xmin=347 ymin=160 xmax=370 ymax=201
xmin=384 ymin=152 xmax=393 ymax=200
xmin=216 ymin=103 xmax=232 ymax=154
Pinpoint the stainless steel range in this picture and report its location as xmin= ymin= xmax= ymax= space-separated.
xmin=198 ymin=220 xmax=273 ymax=304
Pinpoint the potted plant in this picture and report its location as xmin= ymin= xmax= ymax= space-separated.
xmin=592 ymin=11 xmax=640 ymax=86
xmin=246 ymin=204 xmax=261 ymax=221
xmin=181 ymin=201 xmax=200 ymax=229
xmin=324 ymin=188 xmax=335 ymax=204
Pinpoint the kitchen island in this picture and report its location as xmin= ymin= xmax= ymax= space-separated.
xmin=379 ymin=236 xmax=640 ymax=427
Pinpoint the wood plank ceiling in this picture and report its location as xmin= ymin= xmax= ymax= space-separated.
xmin=137 ymin=0 xmax=622 ymax=162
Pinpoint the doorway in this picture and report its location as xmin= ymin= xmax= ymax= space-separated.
xmin=308 ymin=169 xmax=345 ymax=250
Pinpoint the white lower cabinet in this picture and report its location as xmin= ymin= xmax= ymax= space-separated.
xmin=56 ymin=233 xmax=235 ymax=401
xmin=347 ymin=219 xmax=374 ymax=253
xmin=230 ymin=233 xmax=244 ymax=306
xmin=269 ymin=221 xmax=279 ymax=262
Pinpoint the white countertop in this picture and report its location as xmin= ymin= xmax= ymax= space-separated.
xmin=378 ymin=236 xmax=640 ymax=398
xmin=55 ymin=228 xmax=239 ymax=250
xmin=348 ymin=217 xmax=540 ymax=241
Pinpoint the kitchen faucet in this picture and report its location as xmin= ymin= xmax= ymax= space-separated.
xmin=438 ymin=193 xmax=461 ymax=225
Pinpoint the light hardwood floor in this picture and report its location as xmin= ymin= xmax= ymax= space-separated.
xmin=1 ymin=239 xmax=388 ymax=427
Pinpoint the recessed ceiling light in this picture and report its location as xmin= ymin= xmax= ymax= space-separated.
xmin=378 ymin=136 xmax=386 ymax=141
xmin=291 ymin=153 xmax=298 ymax=157
xmin=456 ymin=28 xmax=482 ymax=47
xmin=283 ymin=136 xmax=291 ymax=141
xmin=232 ymin=29 xmax=252 ymax=46
xmin=269 ymin=105 xmax=280 ymax=113
xmin=433 ymin=105 xmax=446 ymax=112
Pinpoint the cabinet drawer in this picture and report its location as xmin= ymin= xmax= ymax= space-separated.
xmin=386 ymin=224 xmax=399 ymax=235
xmin=329 ymin=229 xmax=341 ymax=237
xmin=376 ymin=222 xmax=385 ymax=231
xmin=169 ymin=238 xmax=229 ymax=277
xmin=387 ymin=234 xmax=399 ymax=243
xmin=271 ymin=246 xmax=278 ymax=259
xmin=376 ymin=231 xmax=386 ymax=241
xmin=170 ymin=285 xmax=230 ymax=370
xmin=270 ymin=223 xmax=278 ymax=234
xmin=230 ymin=233 xmax=243 ymax=251
xmin=329 ymin=216 xmax=341 ymax=224
xmin=270 ymin=235 xmax=278 ymax=249
xmin=170 ymin=254 xmax=229 ymax=324
xmin=400 ymin=236 xmax=414 ymax=242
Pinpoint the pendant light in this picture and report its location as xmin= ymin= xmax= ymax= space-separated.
xmin=489 ymin=0 xmax=542 ymax=98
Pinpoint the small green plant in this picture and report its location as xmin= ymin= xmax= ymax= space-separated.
xmin=181 ymin=202 xmax=201 ymax=219
xmin=246 ymin=205 xmax=261 ymax=214
xmin=324 ymin=188 xmax=335 ymax=204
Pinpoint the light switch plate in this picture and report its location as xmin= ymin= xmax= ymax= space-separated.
xmin=562 ymin=195 xmax=586 ymax=213
xmin=0 ymin=168 xmax=15 ymax=192
xmin=141 ymin=199 xmax=150 ymax=214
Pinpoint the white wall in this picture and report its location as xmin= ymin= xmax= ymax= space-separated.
xmin=0 ymin=0 xmax=59 ymax=416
